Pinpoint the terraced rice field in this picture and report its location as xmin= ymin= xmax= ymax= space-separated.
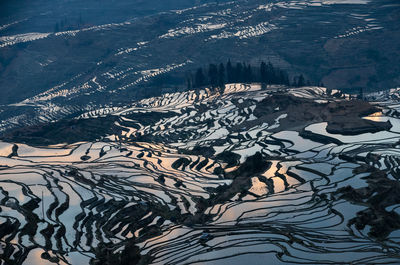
xmin=1 ymin=85 xmax=400 ymax=264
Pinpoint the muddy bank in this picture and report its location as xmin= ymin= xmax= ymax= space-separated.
xmin=299 ymin=129 xmax=343 ymax=145
xmin=334 ymin=164 xmax=400 ymax=239
xmin=254 ymin=94 xmax=390 ymax=135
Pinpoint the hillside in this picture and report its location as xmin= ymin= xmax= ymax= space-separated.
xmin=0 ymin=0 xmax=399 ymax=133
xmin=1 ymin=85 xmax=400 ymax=264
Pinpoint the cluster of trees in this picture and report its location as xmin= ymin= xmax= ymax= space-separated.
xmin=186 ymin=60 xmax=309 ymax=90
xmin=54 ymin=15 xmax=85 ymax=33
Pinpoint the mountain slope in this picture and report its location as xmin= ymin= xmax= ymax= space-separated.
xmin=0 ymin=0 xmax=399 ymax=133
xmin=1 ymin=85 xmax=400 ymax=264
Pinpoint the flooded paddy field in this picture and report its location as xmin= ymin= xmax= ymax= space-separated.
xmin=1 ymin=85 xmax=400 ymax=264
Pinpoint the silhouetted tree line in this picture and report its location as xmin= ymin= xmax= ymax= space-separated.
xmin=186 ymin=60 xmax=309 ymax=91
xmin=53 ymin=14 xmax=84 ymax=32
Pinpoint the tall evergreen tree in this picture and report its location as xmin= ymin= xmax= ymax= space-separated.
xmin=266 ymin=62 xmax=274 ymax=84
xmin=278 ymin=70 xmax=289 ymax=85
xmin=283 ymin=71 xmax=290 ymax=86
xmin=208 ymin=64 xmax=218 ymax=88
xmin=194 ymin=68 xmax=206 ymax=88
xmin=218 ymin=63 xmax=225 ymax=89
xmin=186 ymin=77 xmax=192 ymax=90
xmin=235 ymin=62 xmax=243 ymax=83
xmin=260 ymin=61 xmax=267 ymax=85
xmin=186 ymin=72 xmax=193 ymax=90
xmin=297 ymin=74 xmax=305 ymax=87
xmin=54 ymin=22 xmax=60 ymax=32
xmin=358 ymin=87 xmax=364 ymax=100
xmin=244 ymin=64 xmax=252 ymax=83
xmin=226 ymin=60 xmax=234 ymax=83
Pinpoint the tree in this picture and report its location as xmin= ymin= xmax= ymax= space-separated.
xmin=326 ymin=86 xmax=332 ymax=96
xmin=278 ymin=70 xmax=289 ymax=85
xmin=266 ymin=62 xmax=274 ymax=84
xmin=218 ymin=63 xmax=225 ymax=89
xmin=54 ymin=22 xmax=60 ymax=33
xmin=260 ymin=61 xmax=267 ymax=86
xmin=78 ymin=14 xmax=83 ymax=29
xmin=208 ymin=64 xmax=218 ymax=88
xmin=194 ymin=68 xmax=206 ymax=88
xmin=297 ymin=74 xmax=305 ymax=87
xmin=358 ymin=87 xmax=364 ymax=100
xmin=235 ymin=62 xmax=243 ymax=83
xmin=186 ymin=72 xmax=193 ymax=90
xmin=226 ymin=60 xmax=234 ymax=83
xmin=244 ymin=64 xmax=252 ymax=83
